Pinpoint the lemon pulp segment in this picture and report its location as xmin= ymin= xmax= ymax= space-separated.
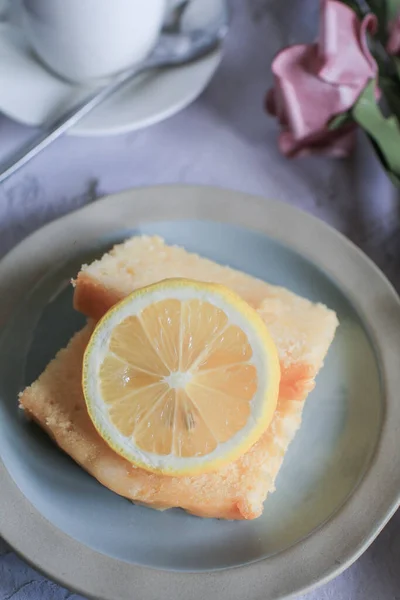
xmin=83 ymin=280 xmax=280 ymax=476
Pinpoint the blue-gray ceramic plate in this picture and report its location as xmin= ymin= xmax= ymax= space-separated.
xmin=0 ymin=186 xmax=399 ymax=600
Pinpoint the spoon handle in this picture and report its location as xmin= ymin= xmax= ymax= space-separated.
xmin=0 ymin=60 xmax=154 ymax=185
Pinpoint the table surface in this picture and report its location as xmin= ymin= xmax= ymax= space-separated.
xmin=1 ymin=1 xmax=400 ymax=599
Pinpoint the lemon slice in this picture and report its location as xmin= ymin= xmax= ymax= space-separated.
xmin=82 ymin=279 xmax=280 ymax=476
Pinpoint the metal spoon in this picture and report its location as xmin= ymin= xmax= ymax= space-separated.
xmin=0 ymin=0 xmax=229 ymax=184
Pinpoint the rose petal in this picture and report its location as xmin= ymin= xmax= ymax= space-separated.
xmin=266 ymin=0 xmax=377 ymax=156
xmin=266 ymin=87 xmax=289 ymax=127
xmin=278 ymin=124 xmax=356 ymax=158
xmin=318 ymin=0 xmax=377 ymax=86
xmin=271 ymin=43 xmax=362 ymax=139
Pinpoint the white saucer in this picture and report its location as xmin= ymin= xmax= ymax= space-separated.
xmin=0 ymin=22 xmax=221 ymax=136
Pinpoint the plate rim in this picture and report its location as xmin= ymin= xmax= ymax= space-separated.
xmin=0 ymin=184 xmax=399 ymax=600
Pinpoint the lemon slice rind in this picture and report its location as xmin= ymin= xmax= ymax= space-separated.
xmin=82 ymin=279 xmax=280 ymax=476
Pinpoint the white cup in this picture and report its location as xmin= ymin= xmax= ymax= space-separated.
xmin=20 ymin=0 xmax=168 ymax=82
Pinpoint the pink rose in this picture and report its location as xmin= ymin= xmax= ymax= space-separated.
xmin=266 ymin=0 xmax=377 ymax=158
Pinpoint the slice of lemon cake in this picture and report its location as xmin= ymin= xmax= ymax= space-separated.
xmin=73 ymin=235 xmax=337 ymax=378
xmin=73 ymin=235 xmax=311 ymax=320
xmin=20 ymin=236 xmax=338 ymax=520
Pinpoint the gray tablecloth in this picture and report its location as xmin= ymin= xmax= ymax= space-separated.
xmin=1 ymin=1 xmax=399 ymax=598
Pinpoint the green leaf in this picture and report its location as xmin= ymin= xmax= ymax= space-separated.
xmin=366 ymin=133 xmax=400 ymax=184
xmin=328 ymin=111 xmax=354 ymax=130
xmin=379 ymin=74 xmax=400 ymax=116
xmin=393 ymin=56 xmax=400 ymax=80
xmin=352 ymin=78 xmax=400 ymax=178
xmin=366 ymin=0 xmax=399 ymax=45
xmin=384 ymin=0 xmax=400 ymax=21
